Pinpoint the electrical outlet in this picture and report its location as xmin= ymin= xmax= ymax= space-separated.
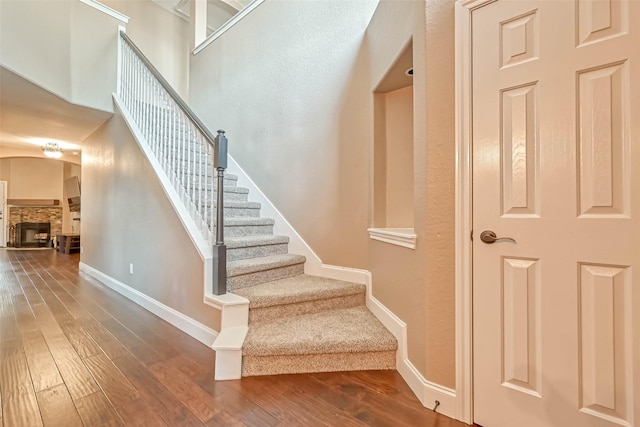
xmin=129 ymin=263 xmax=134 ymax=274
xmin=80 ymin=246 xmax=84 ymax=254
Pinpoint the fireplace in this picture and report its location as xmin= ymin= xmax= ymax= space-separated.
xmin=16 ymin=222 xmax=51 ymax=248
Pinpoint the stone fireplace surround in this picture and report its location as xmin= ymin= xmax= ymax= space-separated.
xmin=8 ymin=207 xmax=62 ymax=247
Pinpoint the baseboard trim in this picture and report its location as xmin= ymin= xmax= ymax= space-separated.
xmin=319 ymin=265 xmax=458 ymax=419
xmin=226 ymin=156 xmax=326 ymax=276
xmin=398 ymin=358 xmax=457 ymax=418
xmin=79 ymin=262 xmax=218 ymax=347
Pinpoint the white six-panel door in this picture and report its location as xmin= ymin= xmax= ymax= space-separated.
xmin=471 ymin=1 xmax=639 ymax=426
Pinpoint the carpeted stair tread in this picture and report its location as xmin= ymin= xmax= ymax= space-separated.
xmin=227 ymin=254 xmax=306 ymax=277
xmin=233 ymin=275 xmax=364 ymax=309
xmin=224 ymin=217 xmax=274 ymax=226
xmin=214 ymin=186 xmax=249 ymax=194
xmin=242 ymin=306 xmax=397 ymax=357
xmin=214 ymin=201 xmax=261 ymax=209
xmin=225 ymin=235 xmax=289 ymax=249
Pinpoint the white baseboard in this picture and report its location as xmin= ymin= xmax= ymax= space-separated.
xmin=79 ymin=262 xmax=218 ymax=347
xmin=398 ymin=358 xmax=457 ymax=418
xmin=317 ymin=265 xmax=458 ymax=419
xmin=227 ymin=156 xmax=325 ymax=275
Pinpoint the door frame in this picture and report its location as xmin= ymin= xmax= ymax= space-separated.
xmin=454 ymin=0 xmax=495 ymax=424
xmin=0 ymin=181 xmax=7 ymax=247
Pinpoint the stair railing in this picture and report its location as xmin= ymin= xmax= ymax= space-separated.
xmin=117 ymin=30 xmax=227 ymax=295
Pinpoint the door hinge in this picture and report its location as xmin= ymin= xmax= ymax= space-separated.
xmin=470 ymin=230 xmax=473 ymax=241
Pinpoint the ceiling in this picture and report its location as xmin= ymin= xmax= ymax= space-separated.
xmin=152 ymin=0 xmax=253 ymax=32
xmin=0 ymin=0 xmax=255 ymax=162
xmin=0 ymin=67 xmax=112 ymax=161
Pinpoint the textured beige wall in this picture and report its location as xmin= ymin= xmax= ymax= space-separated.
xmin=190 ymin=0 xmax=456 ymax=388
xmin=370 ymin=0 xmax=456 ymax=390
xmin=0 ymin=0 xmax=123 ymax=112
xmin=102 ymin=0 xmax=191 ymax=99
xmin=421 ymin=0 xmax=456 ymax=388
xmin=0 ymin=157 xmax=63 ymax=200
xmin=81 ymin=110 xmax=221 ymax=331
xmin=384 ymin=85 xmax=414 ymax=227
xmin=190 ymin=0 xmax=380 ymax=269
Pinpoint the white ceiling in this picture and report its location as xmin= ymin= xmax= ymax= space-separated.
xmin=0 ymin=67 xmax=112 ymax=159
xmin=0 ymin=0 xmax=255 ymax=161
xmin=152 ymin=0 xmax=253 ymax=30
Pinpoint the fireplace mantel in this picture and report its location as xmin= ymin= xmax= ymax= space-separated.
xmin=8 ymin=199 xmax=60 ymax=207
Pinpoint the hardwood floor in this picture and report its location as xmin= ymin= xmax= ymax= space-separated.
xmin=0 ymin=249 xmax=469 ymax=427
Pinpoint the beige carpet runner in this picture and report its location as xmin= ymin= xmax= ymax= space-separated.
xmin=202 ymin=174 xmax=397 ymax=376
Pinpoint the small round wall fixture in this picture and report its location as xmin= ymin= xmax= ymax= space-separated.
xmin=405 ymin=67 xmax=414 ymax=76
xmin=42 ymin=143 xmax=63 ymax=159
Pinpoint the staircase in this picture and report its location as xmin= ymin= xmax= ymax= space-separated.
xmin=117 ymin=30 xmax=397 ymax=379
xmin=214 ymin=177 xmax=397 ymax=376
xmin=234 ymin=275 xmax=396 ymax=376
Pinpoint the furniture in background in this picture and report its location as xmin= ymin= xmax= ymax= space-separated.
xmin=57 ymin=234 xmax=80 ymax=254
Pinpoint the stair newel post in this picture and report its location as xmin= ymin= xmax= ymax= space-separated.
xmin=212 ymin=130 xmax=228 ymax=295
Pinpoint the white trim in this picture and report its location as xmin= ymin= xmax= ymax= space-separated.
xmin=192 ymin=0 xmax=264 ymax=55
xmin=116 ymin=25 xmax=125 ymax=100
xmin=454 ymin=0 xmax=494 ymax=424
xmin=79 ymin=0 xmax=129 ymax=23
xmin=367 ymin=228 xmax=417 ymax=249
xmin=79 ymin=262 xmax=218 ymax=346
xmin=227 ymin=155 xmax=338 ymax=280
xmin=211 ymin=326 xmax=248 ymax=380
xmin=454 ymin=1 xmax=474 ymax=422
xmin=204 ymin=292 xmax=249 ymax=329
xmin=113 ymin=95 xmax=221 ymax=319
xmin=361 ymin=270 xmax=457 ymax=419
xmin=227 ymin=156 xmax=373 ymax=285
xmin=0 ymin=181 xmax=7 ymax=247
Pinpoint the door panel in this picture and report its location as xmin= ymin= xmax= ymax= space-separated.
xmin=471 ymin=1 xmax=639 ymax=426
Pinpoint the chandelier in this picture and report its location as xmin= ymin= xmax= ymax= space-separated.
xmin=41 ymin=143 xmax=63 ymax=159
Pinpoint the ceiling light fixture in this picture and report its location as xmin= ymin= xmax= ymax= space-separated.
xmin=42 ymin=143 xmax=63 ymax=159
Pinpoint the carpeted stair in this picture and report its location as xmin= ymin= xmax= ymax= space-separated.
xmin=196 ymin=173 xmax=398 ymax=376
xmin=158 ymin=114 xmax=397 ymax=377
xmin=234 ymin=275 xmax=397 ymax=376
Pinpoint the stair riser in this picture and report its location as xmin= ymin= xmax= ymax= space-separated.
xmin=227 ymin=264 xmax=304 ymax=291
xmin=248 ymin=293 xmax=365 ymax=324
xmin=172 ymin=171 xmax=237 ymax=184
xmin=178 ymin=190 xmax=248 ymax=203
xmin=224 ymin=225 xmax=274 ymax=237
xmin=227 ymin=243 xmax=289 ymax=262
xmin=178 ymin=179 xmax=238 ymax=189
xmin=185 ymin=191 xmax=248 ymax=202
xmin=191 ymin=206 xmax=260 ymax=218
xmin=241 ymin=351 xmax=396 ymax=377
xmin=218 ymin=206 xmax=261 ymax=218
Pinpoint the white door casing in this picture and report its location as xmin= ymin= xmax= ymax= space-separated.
xmin=0 ymin=181 xmax=6 ymax=247
xmin=457 ymin=0 xmax=640 ymax=426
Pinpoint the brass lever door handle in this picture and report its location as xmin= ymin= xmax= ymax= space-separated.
xmin=480 ymin=230 xmax=516 ymax=244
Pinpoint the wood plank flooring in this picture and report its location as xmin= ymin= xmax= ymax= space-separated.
xmin=0 ymin=249 xmax=469 ymax=426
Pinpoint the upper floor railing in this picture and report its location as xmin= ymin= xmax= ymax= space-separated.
xmin=117 ymin=30 xmax=227 ymax=294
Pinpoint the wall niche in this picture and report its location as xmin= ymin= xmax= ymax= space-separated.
xmin=369 ymin=40 xmax=416 ymax=249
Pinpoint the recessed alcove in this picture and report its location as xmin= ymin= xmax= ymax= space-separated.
xmin=369 ymin=40 xmax=416 ymax=249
